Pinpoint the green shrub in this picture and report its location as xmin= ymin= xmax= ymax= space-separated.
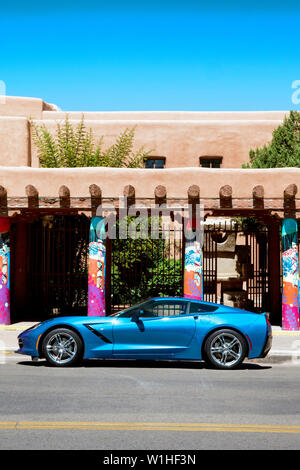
xmin=243 ymin=111 xmax=300 ymax=168
xmin=31 ymin=115 xmax=152 ymax=168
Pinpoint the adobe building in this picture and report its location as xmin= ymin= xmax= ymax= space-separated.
xmin=0 ymin=96 xmax=288 ymax=169
xmin=0 ymin=96 xmax=298 ymax=326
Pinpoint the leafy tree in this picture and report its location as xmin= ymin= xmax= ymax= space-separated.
xmin=111 ymin=216 xmax=183 ymax=306
xmin=31 ymin=115 xmax=152 ymax=168
xmin=243 ymin=111 xmax=300 ymax=168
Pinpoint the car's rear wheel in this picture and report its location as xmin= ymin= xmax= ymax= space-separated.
xmin=204 ymin=329 xmax=247 ymax=369
xmin=42 ymin=328 xmax=83 ymax=367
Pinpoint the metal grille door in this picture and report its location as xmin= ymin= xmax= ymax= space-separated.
xmin=203 ymin=228 xmax=218 ymax=303
xmin=27 ymin=215 xmax=90 ymax=319
xmin=246 ymin=229 xmax=269 ymax=312
xmin=110 ymin=215 xmax=184 ymax=314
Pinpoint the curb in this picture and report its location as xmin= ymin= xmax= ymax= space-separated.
xmin=272 ymin=331 xmax=300 ymax=336
xmin=0 ymin=326 xmax=33 ymax=331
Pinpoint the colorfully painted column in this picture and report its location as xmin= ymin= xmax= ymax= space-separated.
xmin=183 ymin=218 xmax=203 ymax=300
xmin=282 ymin=218 xmax=300 ymax=330
xmin=0 ymin=218 xmax=10 ymax=325
xmin=88 ymin=217 xmax=106 ymax=317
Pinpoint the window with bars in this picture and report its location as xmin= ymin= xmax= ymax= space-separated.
xmin=200 ymin=157 xmax=222 ymax=168
xmin=145 ymin=157 xmax=166 ymax=169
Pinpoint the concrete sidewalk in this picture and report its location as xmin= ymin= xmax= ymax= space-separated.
xmin=1 ymin=322 xmax=300 ymax=364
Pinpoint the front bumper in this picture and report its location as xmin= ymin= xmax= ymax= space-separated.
xmin=15 ymin=330 xmax=40 ymax=358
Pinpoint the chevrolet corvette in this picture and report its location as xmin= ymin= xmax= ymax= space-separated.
xmin=16 ymin=297 xmax=272 ymax=369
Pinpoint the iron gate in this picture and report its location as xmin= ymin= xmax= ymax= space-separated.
xmin=110 ymin=215 xmax=184 ymax=313
xmin=23 ymin=214 xmax=270 ymax=319
xmin=26 ymin=215 xmax=90 ymax=319
xmin=245 ymin=229 xmax=269 ymax=312
xmin=203 ymin=228 xmax=218 ymax=303
xmin=203 ymin=221 xmax=269 ymax=312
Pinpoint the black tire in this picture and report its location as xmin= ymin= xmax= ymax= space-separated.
xmin=42 ymin=328 xmax=83 ymax=367
xmin=204 ymin=329 xmax=247 ymax=370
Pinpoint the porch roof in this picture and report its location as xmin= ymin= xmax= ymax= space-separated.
xmin=0 ymin=166 xmax=299 ymax=217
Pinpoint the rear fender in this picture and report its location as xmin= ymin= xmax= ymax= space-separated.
xmin=200 ymin=326 xmax=250 ymax=359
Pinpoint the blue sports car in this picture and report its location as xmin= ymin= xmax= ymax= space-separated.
xmin=16 ymin=297 xmax=272 ymax=369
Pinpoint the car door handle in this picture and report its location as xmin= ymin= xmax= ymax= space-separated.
xmin=194 ymin=316 xmax=199 ymax=320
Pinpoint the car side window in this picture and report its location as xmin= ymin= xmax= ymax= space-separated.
xmin=118 ymin=301 xmax=155 ymax=317
xmin=118 ymin=300 xmax=190 ymax=318
xmin=189 ymin=302 xmax=218 ymax=314
xmin=138 ymin=302 xmax=157 ymax=317
xmin=150 ymin=301 xmax=188 ymax=317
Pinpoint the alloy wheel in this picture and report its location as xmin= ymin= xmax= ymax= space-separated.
xmin=46 ymin=332 xmax=78 ymax=365
xmin=209 ymin=332 xmax=243 ymax=368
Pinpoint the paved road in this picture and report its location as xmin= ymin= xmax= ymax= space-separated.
xmin=0 ymin=356 xmax=300 ymax=450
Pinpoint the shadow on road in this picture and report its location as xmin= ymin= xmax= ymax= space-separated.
xmin=16 ymin=359 xmax=272 ymax=371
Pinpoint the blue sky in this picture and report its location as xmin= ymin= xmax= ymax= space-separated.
xmin=0 ymin=1 xmax=299 ymax=111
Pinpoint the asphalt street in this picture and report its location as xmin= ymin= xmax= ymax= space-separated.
xmin=0 ymin=356 xmax=300 ymax=450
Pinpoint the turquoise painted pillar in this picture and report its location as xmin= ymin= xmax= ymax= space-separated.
xmin=88 ymin=217 xmax=106 ymax=317
xmin=0 ymin=218 xmax=10 ymax=325
xmin=282 ymin=218 xmax=300 ymax=330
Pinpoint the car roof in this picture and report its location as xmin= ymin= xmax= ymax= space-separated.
xmin=150 ymin=296 xmax=219 ymax=307
xmin=148 ymin=297 xmax=256 ymax=314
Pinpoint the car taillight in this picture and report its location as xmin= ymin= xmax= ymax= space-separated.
xmin=265 ymin=313 xmax=271 ymax=326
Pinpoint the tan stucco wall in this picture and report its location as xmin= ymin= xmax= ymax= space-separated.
xmin=0 ymin=117 xmax=30 ymax=166
xmin=0 ymin=96 xmax=289 ymax=169
xmin=1 ymin=166 xmax=300 ymax=200
xmin=42 ymin=110 xmax=288 ymax=121
xmin=0 ymin=96 xmax=55 ymax=119
xmin=32 ymin=118 xmax=282 ymax=169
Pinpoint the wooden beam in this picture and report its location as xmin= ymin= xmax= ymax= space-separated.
xmin=154 ymin=185 xmax=167 ymax=205
xmin=253 ymin=185 xmax=264 ymax=209
xmin=59 ymin=185 xmax=71 ymax=209
xmin=219 ymin=185 xmax=232 ymax=208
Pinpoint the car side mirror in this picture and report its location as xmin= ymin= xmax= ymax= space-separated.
xmin=131 ymin=310 xmax=144 ymax=322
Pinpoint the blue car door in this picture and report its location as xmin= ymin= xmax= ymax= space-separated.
xmin=82 ymin=319 xmax=114 ymax=358
xmin=112 ymin=299 xmax=196 ymax=358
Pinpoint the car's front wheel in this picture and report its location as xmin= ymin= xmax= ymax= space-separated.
xmin=42 ymin=328 xmax=83 ymax=367
xmin=204 ymin=329 xmax=247 ymax=369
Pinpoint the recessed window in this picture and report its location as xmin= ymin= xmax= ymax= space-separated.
xmin=200 ymin=156 xmax=222 ymax=168
xmin=145 ymin=157 xmax=166 ymax=169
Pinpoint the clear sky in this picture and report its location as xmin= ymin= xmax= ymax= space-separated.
xmin=1 ymin=0 xmax=299 ymax=111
